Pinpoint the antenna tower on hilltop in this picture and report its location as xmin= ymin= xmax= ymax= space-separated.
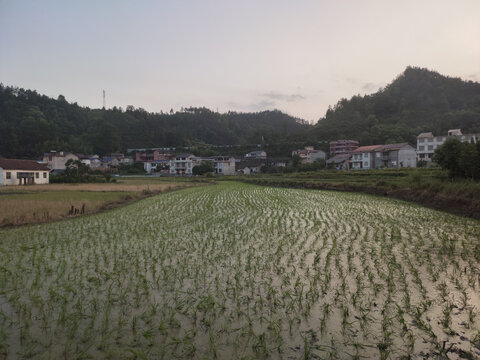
xmin=103 ymin=90 xmax=106 ymax=109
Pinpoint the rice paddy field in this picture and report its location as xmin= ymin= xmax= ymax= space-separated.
xmin=1 ymin=182 xmax=480 ymax=359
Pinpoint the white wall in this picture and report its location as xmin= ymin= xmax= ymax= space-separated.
xmin=0 ymin=169 xmax=49 ymax=186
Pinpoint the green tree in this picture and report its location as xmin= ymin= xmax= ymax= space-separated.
xmin=192 ymin=161 xmax=214 ymax=175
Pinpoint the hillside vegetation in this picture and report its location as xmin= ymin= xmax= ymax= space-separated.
xmin=1 ymin=67 xmax=480 ymax=159
xmin=313 ymin=67 xmax=480 ymax=144
xmin=0 ymin=85 xmax=308 ymax=158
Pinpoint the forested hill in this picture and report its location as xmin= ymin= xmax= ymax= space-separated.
xmin=0 ymin=85 xmax=309 ymax=158
xmin=313 ymin=67 xmax=480 ymax=145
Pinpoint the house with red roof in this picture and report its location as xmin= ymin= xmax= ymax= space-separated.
xmin=0 ymin=159 xmax=50 ymax=186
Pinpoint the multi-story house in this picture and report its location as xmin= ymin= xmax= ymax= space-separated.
xmin=329 ymin=140 xmax=359 ymax=157
xmin=211 ymin=156 xmax=235 ymax=175
xmin=351 ymin=145 xmax=382 ymax=169
xmin=373 ymin=143 xmax=417 ymax=168
xmin=352 ymin=143 xmax=416 ymax=169
xmin=169 ymin=154 xmax=196 ymax=175
xmin=417 ymin=129 xmax=479 ymax=162
xmin=292 ymin=147 xmax=326 ymax=164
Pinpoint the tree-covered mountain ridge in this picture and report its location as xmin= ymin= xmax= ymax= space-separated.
xmin=0 ymin=85 xmax=310 ymax=158
xmin=314 ymin=66 xmax=480 ymax=145
xmin=1 ymin=66 xmax=480 ymax=159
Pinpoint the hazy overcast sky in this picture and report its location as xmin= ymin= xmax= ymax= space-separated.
xmin=1 ymin=0 xmax=479 ymax=122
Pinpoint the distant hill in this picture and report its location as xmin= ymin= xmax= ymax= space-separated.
xmin=0 ymin=85 xmax=309 ymax=158
xmin=313 ymin=67 xmax=480 ymax=145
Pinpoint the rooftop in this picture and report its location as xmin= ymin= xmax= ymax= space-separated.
xmin=0 ymin=159 xmax=49 ymax=171
xmin=353 ymin=145 xmax=382 ymax=153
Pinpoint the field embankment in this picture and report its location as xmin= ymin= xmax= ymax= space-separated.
xmin=0 ymin=177 xmax=211 ymax=227
xmin=234 ymin=169 xmax=480 ymax=219
xmin=1 ymin=183 xmax=479 ymax=359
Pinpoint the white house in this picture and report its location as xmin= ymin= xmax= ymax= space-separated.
xmin=0 ymin=159 xmax=50 ymax=186
xmin=417 ymin=129 xmax=479 ymax=162
xmin=169 ymin=154 xmax=196 ymax=175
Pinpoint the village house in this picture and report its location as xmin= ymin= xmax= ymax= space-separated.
xmin=375 ymin=143 xmax=417 ymax=168
xmin=417 ymin=129 xmax=480 ymax=162
xmin=352 ymin=143 xmax=416 ymax=169
xmin=326 ymin=153 xmax=352 ymax=170
xmin=351 ymin=145 xmax=382 ymax=170
xmin=0 ymin=159 xmax=50 ymax=186
xmin=245 ymin=150 xmax=267 ymax=159
xmin=329 ymin=140 xmax=359 ymax=157
xmin=144 ymin=159 xmax=171 ymax=174
xmin=42 ymin=150 xmax=79 ymax=173
xmin=210 ymin=156 xmax=236 ymax=175
xmin=236 ymin=159 xmax=265 ymax=175
xmin=292 ymin=146 xmax=326 ymax=164
xmin=169 ymin=154 xmax=196 ymax=175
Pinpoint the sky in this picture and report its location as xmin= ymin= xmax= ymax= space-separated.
xmin=1 ymin=0 xmax=479 ymax=122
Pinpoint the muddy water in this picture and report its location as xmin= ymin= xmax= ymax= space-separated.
xmin=0 ymin=183 xmax=479 ymax=359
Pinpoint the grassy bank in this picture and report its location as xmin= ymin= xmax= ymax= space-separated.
xmin=231 ymin=168 xmax=480 ymax=219
xmin=0 ymin=177 xmax=211 ymax=227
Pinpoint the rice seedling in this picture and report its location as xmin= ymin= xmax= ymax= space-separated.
xmin=0 ymin=182 xmax=479 ymax=359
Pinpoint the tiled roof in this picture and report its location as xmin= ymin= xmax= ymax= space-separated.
xmin=326 ymin=153 xmax=352 ymax=163
xmin=352 ymin=145 xmax=382 ymax=153
xmin=0 ymin=159 xmax=49 ymax=171
xmin=377 ymin=143 xmax=410 ymax=151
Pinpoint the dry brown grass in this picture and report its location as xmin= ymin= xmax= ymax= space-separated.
xmin=0 ymin=181 xmax=205 ymax=227
xmin=0 ymin=199 xmax=115 ymax=226
xmin=0 ymin=182 xmax=191 ymax=192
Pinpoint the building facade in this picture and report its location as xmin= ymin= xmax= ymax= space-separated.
xmin=211 ymin=156 xmax=236 ymax=175
xmin=42 ymin=151 xmax=79 ymax=171
xmin=351 ymin=145 xmax=382 ymax=170
xmin=374 ymin=143 xmax=417 ymax=169
xmin=417 ymin=129 xmax=479 ymax=162
xmin=352 ymin=143 xmax=416 ymax=169
xmin=169 ymin=154 xmax=196 ymax=175
xmin=292 ymin=147 xmax=326 ymax=164
xmin=329 ymin=140 xmax=359 ymax=157
xmin=0 ymin=159 xmax=50 ymax=186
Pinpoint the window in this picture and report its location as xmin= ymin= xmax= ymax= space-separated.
xmin=6 ymin=172 xmax=11 ymax=179
xmin=428 ymin=145 xmax=434 ymax=151
xmin=418 ymin=146 xmax=424 ymax=151
xmin=363 ymin=162 xmax=369 ymax=167
xmin=43 ymin=172 xmax=47 ymax=178
xmin=36 ymin=172 xmax=39 ymax=179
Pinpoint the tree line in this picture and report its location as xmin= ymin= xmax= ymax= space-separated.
xmin=0 ymin=84 xmax=309 ymax=159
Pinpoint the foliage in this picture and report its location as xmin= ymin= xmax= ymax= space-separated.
xmin=50 ymin=159 xmax=117 ymax=183
xmin=0 ymin=85 xmax=309 ymax=158
xmin=192 ymin=161 xmax=214 ymax=175
xmin=314 ymin=67 xmax=480 ymax=145
xmin=434 ymin=138 xmax=480 ymax=179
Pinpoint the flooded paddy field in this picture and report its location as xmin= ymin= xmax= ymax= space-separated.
xmin=1 ymin=182 xmax=479 ymax=359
